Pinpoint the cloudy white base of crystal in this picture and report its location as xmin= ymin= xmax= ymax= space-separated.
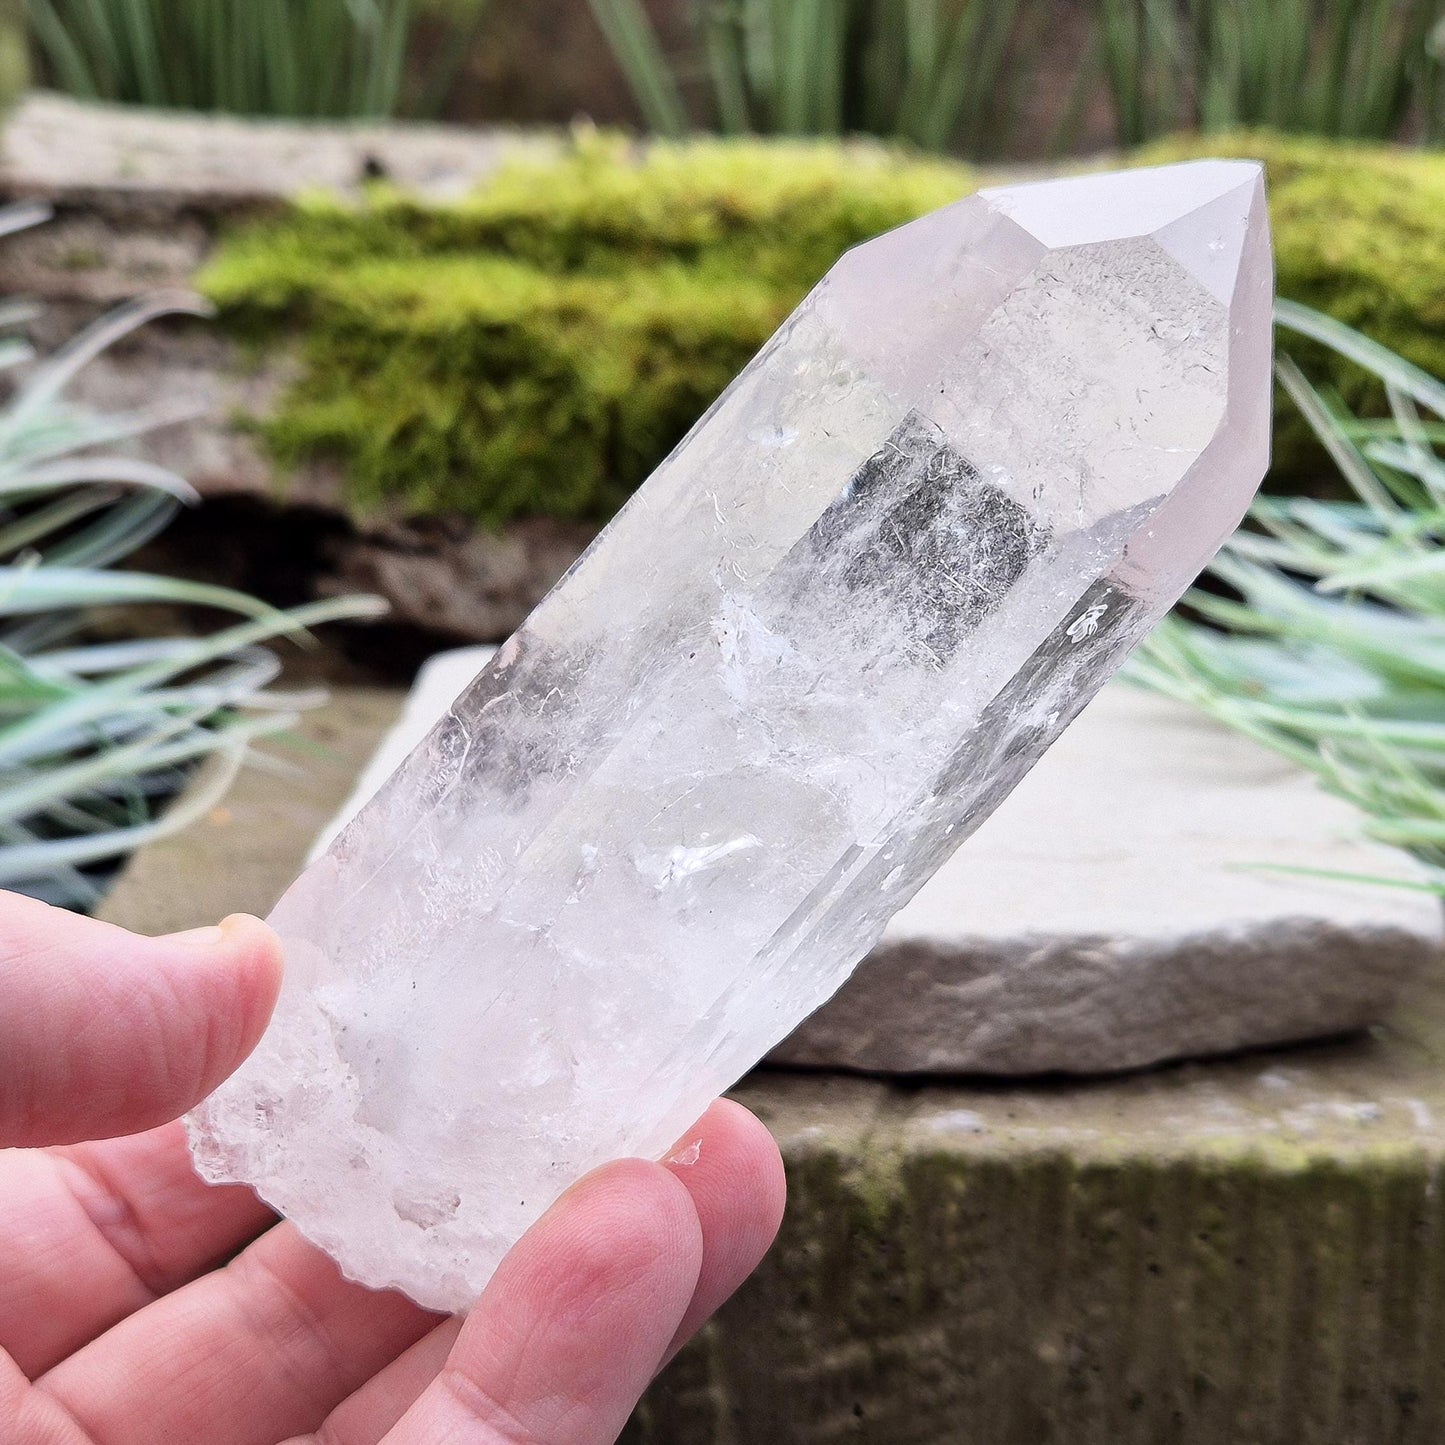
xmin=188 ymin=160 xmax=1274 ymax=1312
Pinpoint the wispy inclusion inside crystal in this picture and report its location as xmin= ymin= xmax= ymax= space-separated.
xmin=188 ymin=161 xmax=1274 ymax=1311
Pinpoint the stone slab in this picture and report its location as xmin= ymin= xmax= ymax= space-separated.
xmin=0 ymin=94 xmax=551 ymax=320
xmin=797 ymin=691 xmax=1442 ymax=1074
xmin=2 ymin=90 xmax=557 ymax=213
xmin=294 ymin=654 xmax=1442 ymax=1074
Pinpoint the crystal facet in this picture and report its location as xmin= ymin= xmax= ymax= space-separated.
xmin=188 ymin=161 xmax=1274 ymax=1311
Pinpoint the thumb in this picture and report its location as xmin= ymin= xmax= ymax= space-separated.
xmin=0 ymin=892 xmax=282 ymax=1147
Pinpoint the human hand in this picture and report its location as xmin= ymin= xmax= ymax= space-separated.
xmin=0 ymin=893 xmax=786 ymax=1443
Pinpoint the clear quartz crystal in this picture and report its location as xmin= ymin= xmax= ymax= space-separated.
xmin=188 ymin=161 xmax=1274 ymax=1311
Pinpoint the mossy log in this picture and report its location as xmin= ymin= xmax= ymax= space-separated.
xmin=202 ymin=130 xmax=1445 ymax=527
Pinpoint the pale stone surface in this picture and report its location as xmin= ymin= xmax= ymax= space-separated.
xmin=321 ymin=655 xmax=1441 ymax=1075
xmin=786 ymin=684 xmax=1441 ymax=1074
xmin=188 ymin=162 xmax=1274 ymax=1310
xmin=2 ymin=90 xmax=552 ymax=206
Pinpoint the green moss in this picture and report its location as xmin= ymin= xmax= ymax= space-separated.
xmin=259 ymin=253 xmax=793 ymax=520
xmin=209 ymin=135 xmax=970 ymax=298
xmin=203 ymin=129 xmax=1445 ymax=526
xmin=203 ymin=135 xmax=972 ymax=527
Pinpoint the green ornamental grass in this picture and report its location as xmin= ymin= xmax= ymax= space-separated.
xmin=584 ymin=0 xmax=1443 ymax=150
xmin=1098 ymin=0 xmax=1440 ymax=143
xmin=583 ymin=0 xmax=1025 ymax=155
xmin=0 ymin=204 xmax=382 ymax=908
xmin=29 ymin=0 xmax=417 ymax=118
xmin=1134 ymin=301 xmax=1445 ymax=885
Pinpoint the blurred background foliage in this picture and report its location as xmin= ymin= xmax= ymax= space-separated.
xmin=1096 ymin=0 xmax=1441 ymax=144
xmin=19 ymin=0 xmax=1445 ymax=149
xmin=587 ymin=0 xmax=1444 ymax=150
xmin=28 ymin=0 xmax=418 ymax=118
xmin=25 ymin=0 xmax=491 ymax=120
xmin=582 ymin=0 xmax=1026 ymax=154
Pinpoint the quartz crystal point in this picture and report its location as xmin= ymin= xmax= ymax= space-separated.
xmin=188 ymin=161 xmax=1273 ymax=1310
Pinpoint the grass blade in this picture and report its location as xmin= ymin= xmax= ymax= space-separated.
xmin=584 ymin=0 xmax=689 ymax=136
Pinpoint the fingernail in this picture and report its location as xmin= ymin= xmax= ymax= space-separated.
xmin=166 ymin=925 xmax=226 ymax=947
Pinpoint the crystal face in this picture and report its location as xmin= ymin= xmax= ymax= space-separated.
xmin=188 ymin=161 xmax=1274 ymax=1311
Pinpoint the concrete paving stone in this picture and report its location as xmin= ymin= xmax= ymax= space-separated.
xmin=635 ymin=1027 xmax=1445 ymax=1445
